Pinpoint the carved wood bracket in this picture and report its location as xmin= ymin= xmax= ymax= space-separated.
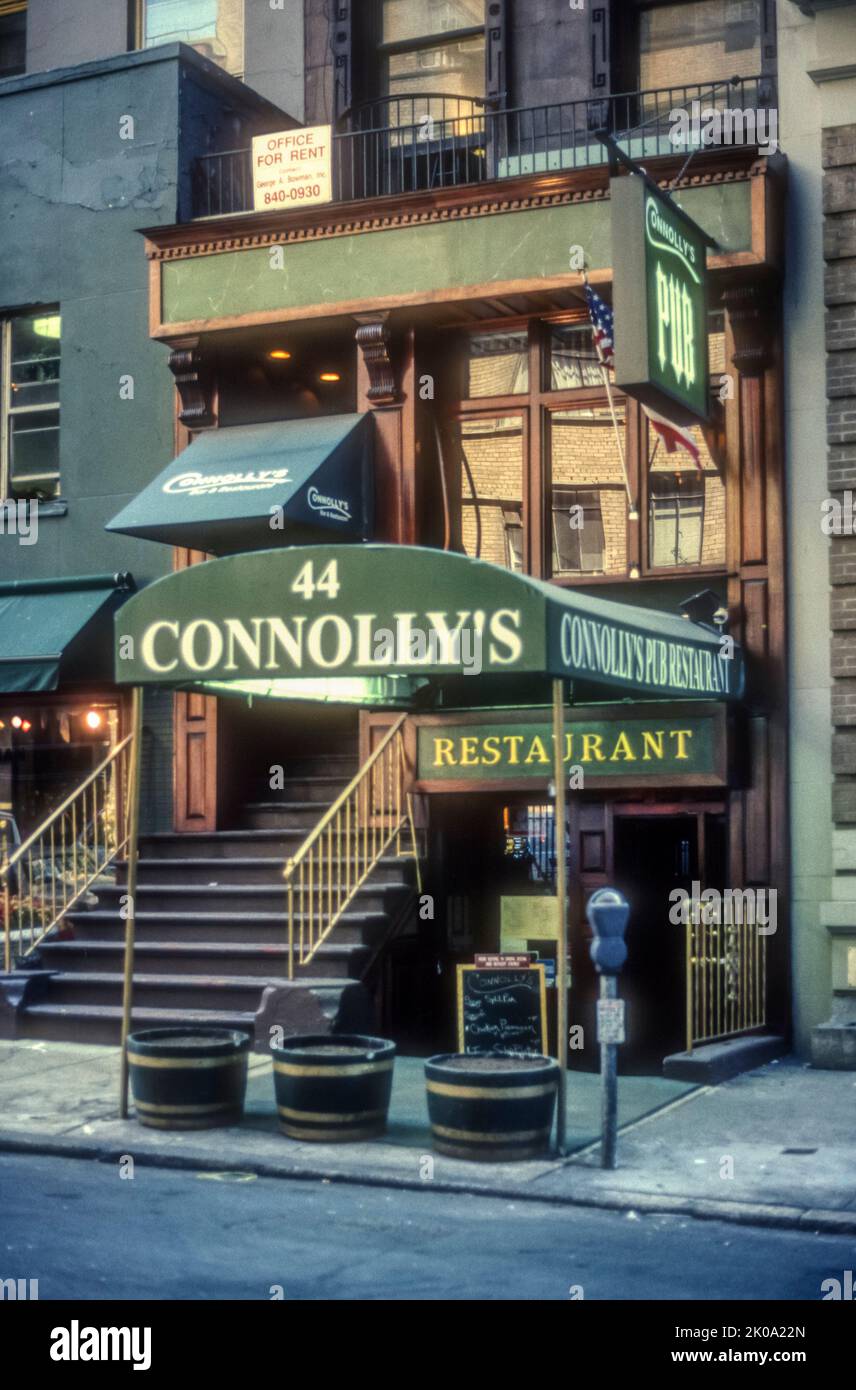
xmin=354 ymin=314 xmax=400 ymax=404
xmin=167 ymin=337 xmax=217 ymax=429
xmin=722 ymin=282 xmax=777 ymax=377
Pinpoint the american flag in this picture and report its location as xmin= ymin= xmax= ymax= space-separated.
xmin=584 ymin=283 xmax=614 ymax=368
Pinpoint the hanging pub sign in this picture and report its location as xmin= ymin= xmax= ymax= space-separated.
xmin=611 ymin=173 xmax=709 ymax=425
xmin=252 ymin=125 xmax=333 ymax=212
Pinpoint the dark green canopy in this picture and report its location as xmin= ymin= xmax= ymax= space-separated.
xmin=106 ymin=413 xmax=373 ymax=556
xmin=113 ymin=545 xmax=744 ymax=703
xmin=0 ymin=573 xmax=134 ymax=693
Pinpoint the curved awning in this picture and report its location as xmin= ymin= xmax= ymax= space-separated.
xmin=105 ymin=414 xmax=373 ymax=555
xmin=113 ymin=545 xmax=743 ymax=702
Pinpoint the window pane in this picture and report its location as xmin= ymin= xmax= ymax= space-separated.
xmin=0 ymin=11 xmax=26 ymax=80
xmin=467 ymin=331 xmax=528 ymax=397
xmin=550 ymin=406 xmax=627 ymax=576
xmin=647 ymin=421 xmax=725 ymax=569
xmin=10 ymin=314 xmax=61 ymax=410
xmin=9 ymin=410 xmax=61 ymax=500
xmin=144 ymin=1 xmax=243 ymax=76
xmin=386 ymin=36 xmax=485 ymax=105
xmin=382 ymin=0 xmax=484 ymax=45
xmin=458 ymin=415 xmax=523 ymax=570
xmin=550 ymin=323 xmax=609 ymax=390
xmin=640 ymin=1 xmax=761 ymax=92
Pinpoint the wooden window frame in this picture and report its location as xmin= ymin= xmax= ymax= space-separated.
xmin=0 ymin=309 xmax=62 ymax=504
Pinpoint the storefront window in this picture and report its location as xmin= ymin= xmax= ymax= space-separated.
xmin=459 ymin=415 xmax=524 ymax=570
xmin=1 ymin=310 xmax=61 ymax=502
xmin=141 ymin=0 xmax=243 ymax=77
xmin=549 ymin=406 xmax=627 ymax=577
xmin=466 ymin=330 xmax=528 ymax=397
xmin=0 ymin=700 xmax=117 ymax=839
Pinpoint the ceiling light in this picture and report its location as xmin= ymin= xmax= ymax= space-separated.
xmin=20 ymin=720 xmax=32 ymax=732
xmin=10 ymin=716 xmax=22 ymax=729
xmin=268 ymin=349 xmax=291 ymax=360
xmin=84 ymin=710 xmax=103 ymax=730
xmin=319 ymin=372 xmax=340 ymax=383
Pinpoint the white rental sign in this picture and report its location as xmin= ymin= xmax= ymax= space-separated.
xmin=252 ymin=125 xmax=333 ymax=211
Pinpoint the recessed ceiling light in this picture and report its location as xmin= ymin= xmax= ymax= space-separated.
xmin=319 ymin=372 xmax=340 ymax=383
xmin=268 ymin=349 xmax=291 ymax=360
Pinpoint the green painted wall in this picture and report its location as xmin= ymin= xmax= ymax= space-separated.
xmin=161 ymin=180 xmax=754 ymax=328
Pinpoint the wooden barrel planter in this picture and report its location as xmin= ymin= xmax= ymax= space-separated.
xmin=425 ymin=1053 xmax=560 ymax=1161
xmin=272 ymin=1034 xmax=396 ymax=1142
xmin=127 ymin=1027 xmax=252 ymax=1130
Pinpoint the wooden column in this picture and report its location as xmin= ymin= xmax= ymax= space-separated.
xmin=355 ymin=314 xmax=418 ymax=544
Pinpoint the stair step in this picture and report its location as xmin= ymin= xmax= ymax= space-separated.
xmin=43 ymin=971 xmax=277 ymax=1012
xmin=138 ymin=830 xmax=353 ymax=859
xmin=17 ymin=1001 xmax=257 ymax=1045
xmin=242 ymin=802 xmax=346 ymax=830
xmin=113 ymin=855 xmax=413 ymax=887
xmin=93 ymin=882 xmax=409 ymax=915
xmin=249 ymin=777 xmax=351 ymax=803
xmin=40 ymin=938 xmax=369 ymax=978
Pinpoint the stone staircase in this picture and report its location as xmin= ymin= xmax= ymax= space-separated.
xmin=4 ymin=753 xmax=417 ymax=1046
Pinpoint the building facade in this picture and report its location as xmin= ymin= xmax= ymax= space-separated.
xmin=0 ymin=1 xmax=809 ymax=1074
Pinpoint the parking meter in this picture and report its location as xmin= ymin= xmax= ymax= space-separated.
xmin=586 ymin=887 xmax=630 ymax=1170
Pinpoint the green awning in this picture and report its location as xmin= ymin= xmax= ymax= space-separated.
xmin=0 ymin=573 xmax=135 ymax=693
xmin=113 ymin=546 xmax=744 ymax=703
xmin=105 ymin=414 xmax=373 ymax=555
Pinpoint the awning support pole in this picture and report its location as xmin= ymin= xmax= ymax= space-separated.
xmin=553 ymin=679 xmax=568 ymax=1156
xmin=119 ymin=687 xmax=143 ymax=1120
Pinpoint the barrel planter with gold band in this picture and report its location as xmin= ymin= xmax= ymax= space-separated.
xmin=127 ymin=1027 xmax=252 ymax=1130
xmin=425 ymin=1053 xmax=560 ymax=1161
xmin=271 ymin=1034 xmax=396 ymax=1141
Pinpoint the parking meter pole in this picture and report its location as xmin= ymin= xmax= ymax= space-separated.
xmin=552 ymin=680 xmax=568 ymax=1157
xmin=586 ymin=888 xmax=630 ymax=1172
xmin=600 ymin=975 xmax=618 ymax=1170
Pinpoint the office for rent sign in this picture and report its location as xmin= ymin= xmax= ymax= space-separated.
xmin=252 ymin=126 xmax=332 ymax=211
xmin=612 ymin=174 xmax=709 ymax=424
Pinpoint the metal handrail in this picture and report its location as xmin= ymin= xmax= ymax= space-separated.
xmin=1 ymin=732 xmax=134 ymax=971
xmin=684 ymin=898 xmax=767 ymax=1051
xmin=283 ymin=714 xmax=420 ymax=976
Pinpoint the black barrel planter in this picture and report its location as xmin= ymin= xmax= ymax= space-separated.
xmin=272 ymin=1034 xmax=396 ymax=1141
xmin=425 ymin=1053 xmax=560 ymax=1161
xmin=127 ymin=1027 xmax=252 ymax=1130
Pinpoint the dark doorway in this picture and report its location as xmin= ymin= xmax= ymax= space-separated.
xmin=612 ymin=814 xmax=699 ymax=1069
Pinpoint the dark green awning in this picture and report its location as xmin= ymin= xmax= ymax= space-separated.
xmin=105 ymin=413 xmax=373 ymax=555
xmin=0 ymin=574 xmax=135 ymax=693
xmin=113 ymin=545 xmax=744 ymax=703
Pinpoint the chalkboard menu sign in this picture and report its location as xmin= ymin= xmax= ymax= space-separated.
xmin=456 ymin=964 xmax=548 ymax=1056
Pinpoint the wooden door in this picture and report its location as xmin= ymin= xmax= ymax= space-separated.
xmin=172 ymin=547 xmax=218 ymax=832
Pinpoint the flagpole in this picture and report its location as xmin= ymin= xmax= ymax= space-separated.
xmin=584 ymin=272 xmax=638 ymax=521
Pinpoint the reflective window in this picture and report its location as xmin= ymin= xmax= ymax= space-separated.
xmin=2 ymin=311 xmax=61 ymax=502
xmin=550 ymin=323 xmax=609 ymax=390
xmin=549 ymin=406 xmax=627 ymax=577
xmin=459 ymin=415 xmax=524 ymax=570
xmin=142 ymin=0 xmax=243 ymax=77
xmin=467 ymin=331 xmax=528 ymax=398
xmin=640 ymin=1 xmax=761 ymax=93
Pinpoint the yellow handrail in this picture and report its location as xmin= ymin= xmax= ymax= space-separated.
xmin=685 ymin=896 xmax=767 ymax=1051
xmin=283 ymin=714 xmax=420 ymax=977
xmin=1 ymin=732 xmax=135 ymax=973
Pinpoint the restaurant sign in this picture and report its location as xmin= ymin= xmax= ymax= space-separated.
xmin=252 ymin=125 xmax=332 ymax=212
xmin=612 ymin=174 xmax=709 ymax=424
xmin=113 ymin=545 xmax=743 ymax=701
xmin=416 ymin=708 xmax=726 ymax=786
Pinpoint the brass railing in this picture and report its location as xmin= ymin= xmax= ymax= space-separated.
xmin=283 ymin=715 xmax=420 ymax=978
xmin=685 ymin=898 xmax=767 ymax=1051
xmin=1 ymin=733 xmax=134 ymax=972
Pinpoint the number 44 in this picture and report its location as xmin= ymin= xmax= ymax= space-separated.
xmin=290 ymin=560 xmax=340 ymax=601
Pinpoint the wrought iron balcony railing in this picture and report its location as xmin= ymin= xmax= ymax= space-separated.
xmin=190 ymin=75 xmax=777 ymax=220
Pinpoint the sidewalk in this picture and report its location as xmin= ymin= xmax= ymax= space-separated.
xmin=1 ymin=1040 xmax=854 ymax=1234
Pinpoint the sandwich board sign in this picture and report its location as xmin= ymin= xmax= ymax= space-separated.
xmin=612 ymin=173 xmax=709 ymax=425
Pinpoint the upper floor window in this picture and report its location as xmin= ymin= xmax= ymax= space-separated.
xmin=378 ymin=0 xmax=485 ymax=118
xmin=0 ymin=1 xmax=26 ymax=80
xmin=638 ymin=1 xmax=762 ymax=93
xmin=138 ymin=0 xmax=243 ymax=78
xmin=0 ymin=311 xmax=61 ymax=502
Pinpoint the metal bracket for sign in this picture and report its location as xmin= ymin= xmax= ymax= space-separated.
xmin=594 ymin=130 xmax=721 ymax=252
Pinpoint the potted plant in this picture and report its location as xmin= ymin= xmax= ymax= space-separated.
xmin=271 ymin=1033 xmax=396 ymax=1141
xmin=425 ymin=1051 xmax=560 ymax=1161
xmin=127 ymin=1027 xmax=252 ymax=1130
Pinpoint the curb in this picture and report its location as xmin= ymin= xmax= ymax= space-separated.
xmin=2 ymin=1130 xmax=854 ymax=1237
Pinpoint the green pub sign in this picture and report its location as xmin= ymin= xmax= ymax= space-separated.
xmin=612 ymin=174 xmax=709 ymax=425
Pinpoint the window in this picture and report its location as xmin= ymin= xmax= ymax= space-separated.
xmin=550 ymin=323 xmax=608 ymax=391
xmin=549 ymin=407 xmax=627 ymax=577
xmin=649 ymin=471 xmax=705 ymax=567
xmin=459 ymin=415 xmax=524 ymax=571
xmin=639 ymin=1 xmax=762 ymax=93
xmin=1 ymin=311 xmax=61 ymax=502
xmin=467 ymin=331 xmax=528 ymax=398
xmin=0 ymin=1 xmax=26 ymax=80
xmin=139 ymin=0 xmax=243 ymax=77
xmin=379 ymin=0 xmax=485 ymax=119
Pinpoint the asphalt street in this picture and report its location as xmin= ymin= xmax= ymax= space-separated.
xmin=1 ymin=1153 xmax=854 ymax=1301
